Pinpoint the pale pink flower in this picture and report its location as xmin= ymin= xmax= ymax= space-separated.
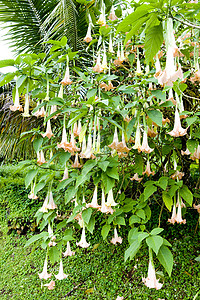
xmin=175 ymin=199 xmax=186 ymax=224
xmin=57 ymin=124 xmax=69 ymax=150
xmin=22 ymin=93 xmax=30 ymax=117
xmin=71 ymin=153 xmax=82 ymax=168
xmin=37 ymin=150 xmax=47 ymax=165
xmin=39 ymin=195 xmax=49 ymax=213
xmin=168 ymin=107 xmax=187 ymax=137
xmin=59 ymin=166 xmax=69 ymax=182
xmin=106 ymin=188 xmax=118 ymax=207
xmin=92 ymin=53 xmax=103 ymax=73
xmin=50 ymin=105 xmax=58 ymax=119
xmin=47 ymin=192 xmax=57 ymax=210
xmin=168 ymin=204 xmax=177 ymax=224
xmin=38 ymin=257 xmax=52 ymax=280
xmin=108 ymin=6 xmax=118 ymax=21
xmin=41 ymin=119 xmax=54 ymax=139
xmin=61 ymin=65 xmax=72 ymax=85
xmin=55 ymin=260 xmax=68 ymax=280
xmin=190 ymin=145 xmax=200 ymax=160
xmin=44 ymin=280 xmax=55 ymax=290
xmin=138 ymin=130 xmax=154 ymax=153
xmin=28 ymin=192 xmax=38 ymax=199
xmin=143 ymin=160 xmax=155 ymax=177
xmin=73 ymin=121 xmax=82 ymax=137
xmin=130 ymin=173 xmax=143 ymax=183
xmin=76 ymin=226 xmax=90 ymax=248
xmin=133 ymin=122 xmax=141 ymax=150
xmin=98 ymin=188 xmax=114 ymax=214
xmin=63 ymin=241 xmax=75 ymax=257
xmin=142 ymin=259 xmax=163 ymax=290
xmin=86 ymin=185 xmax=100 ymax=208
xmin=110 ymin=228 xmax=123 ymax=245
xmin=108 ymin=34 xmax=114 ymax=53
xmin=83 ymin=23 xmax=92 ymax=43
xmin=193 ymin=203 xmax=200 ymax=213
xmin=116 ymin=297 xmax=124 ymax=300
xmin=10 ymin=87 xmax=23 ymax=112
xmin=80 ymin=134 xmax=93 ymax=159
xmin=181 ymin=148 xmax=191 ymax=155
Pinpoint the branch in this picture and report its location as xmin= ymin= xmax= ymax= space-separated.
xmin=172 ymin=11 xmax=200 ymax=29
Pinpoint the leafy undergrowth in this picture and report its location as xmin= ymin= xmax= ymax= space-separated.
xmin=0 ymin=218 xmax=199 ymax=300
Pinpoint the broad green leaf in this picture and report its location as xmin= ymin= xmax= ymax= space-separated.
xmin=157 ymin=245 xmax=173 ymax=276
xmin=0 ymin=59 xmax=15 ymax=68
xmin=146 ymin=235 xmax=163 ymax=255
xmin=156 ymin=176 xmax=168 ymax=190
xmin=75 ymin=173 xmax=91 ymax=189
xmin=59 ymin=152 xmax=71 ymax=166
xmin=151 ymin=90 xmax=166 ymax=101
xmin=33 ymin=137 xmax=43 ymax=153
xmin=128 ymin=227 xmax=139 ymax=244
xmin=124 ymin=15 xmax=150 ymax=44
xmin=125 ymin=240 xmax=141 ymax=262
xmin=136 ymin=209 xmax=146 ymax=220
xmin=82 ymin=208 xmax=93 ymax=224
xmin=147 ymin=109 xmax=163 ymax=127
xmin=186 ymin=116 xmax=198 ymax=127
xmin=101 ymin=224 xmax=111 ymax=240
xmin=101 ymin=173 xmax=115 ymax=194
xmin=126 ymin=117 xmax=136 ymax=140
xmin=144 ymin=185 xmax=157 ymax=201
xmin=145 ymin=13 xmax=160 ymax=31
xmin=179 ymin=185 xmax=193 ymax=206
xmin=133 ymin=154 xmax=143 ymax=175
xmin=145 ymin=24 xmax=163 ymax=64
xmin=0 ymin=73 xmax=16 ymax=86
xmin=49 ymin=247 xmax=60 ymax=264
xmin=116 ymin=4 xmax=153 ymax=34
xmin=57 ymin=178 xmax=74 ymax=190
xmin=115 ymin=216 xmax=126 ymax=225
xmin=25 ymin=170 xmax=38 ymax=189
xmin=98 ymin=161 xmax=110 ymax=172
xmin=106 ymin=167 xmax=119 ymax=180
xmin=82 ymin=160 xmax=97 ymax=176
xmin=129 ymin=215 xmax=141 ymax=225
xmin=87 ymin=88 xmax=97 ymax=100
xmin=25 ymin=232 xmax=48 ymax=247
xmin=67 ymin=111 xmax=87 ymax=128
xmin=63 ymin=235 xmax=74 ymax=242
xmin=162 ymin=191 xmax=173 ymax=211
xmin=137 ymin=232 xmax=149 ymax=243
xmin=65 ymin=186 xmax=77 ymax=204
xmin=150 ymin=228 xmax=164 ymax=235
xmin=87 ymin=216 xmax=95 ymax=234
xmin=187 ymin=139 xmax=198 ymax=154
xmin=34 ymin=182 xmax=46 ymax=194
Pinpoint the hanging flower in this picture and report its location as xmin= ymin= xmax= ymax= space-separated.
xmin=98 ymin=188 xmax=114 ymax=214
xmin=38 ymin=257 xmax=52 ymax=280
xmin=143 ymin=160 xmax=155 ymax=177
xmin=92 ymin=53 xmax=103 ymax=73
xmin=47 ymin=191 xmax=57 ymax=210
xmin=133 ymin=122 xmax=141 ymax=150
xmin=130 ymin=173 xmax=143 ymax=183
xmin=10 ymin=86 xmax=23 ymax=112
xmin=83 ymin=23 xmax=92 ymax=43
xmin=71 ymin=153 xmax=82 ymax=168
xmin=138 ymin=130 xmax=154 ymax=153
xmin=41 ymin=119 xmax=54 ymax=139
xmin=57 ymin=123 xmax=69 ymax=150
xmin=76 ymin=226 xmax=90 ymax=248
xmin=168 ymin=107 xmax=188 ymax=137
xmin=181 ymin=148 xmax=191 ymax=156
xmin=22 ymin=93 xmax=30 ymax=117
xmin=37 ymin=150 xmax=47 ymax=165
xmin=39 ymin=195 xmax=49 ymax=213
xmin=190 ymin=145 xmax=200 ymax=160
xmin=61 ymin=65 xmax=72 ymax=85
xmin=175 ymin=196 xmax=186 ymax=224
xmin=28 ymin=181 xmax=38 ymax=199
xmin=106 ymin=188 xmax=118 ymax=207
xmin=108 ymin=34 xmax=114 ymax=53
xmin=168 ymin=204 xmax=177 ymax=224
xmin=55 ymin=259 xmax=68 ymax=280
xmin=59 ymin=166 xmax=69 ymax=182
xmin=142 ymin=258 xmax=163 ymax=290
xmin=110 ymin=228 xmax=123 ymax=245
xmin=86 ymin=185 xmax=100 ymax=208
xmin=63 ymin=241 xmax=75 ymax=257
xmin=108 ymin=6 xmax=118 ymax=21
xmin=50 ymin=105 xmax=58 ymax=119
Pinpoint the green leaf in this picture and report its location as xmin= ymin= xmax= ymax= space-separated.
xmin=0 ymin=59 xmax=15 ymax=68
xmin=101 ymin=173 xmax=115 ymax=194
xmin=187 ymin=139 xmax=198 ymax=154
xmin=25 ymin=170 xmax=38 ymax=189
xmin=101 ymin=224 xmax=111 ymax=240
xmin=129 ymin=215 xmax=141 ymax=225
xmin=34 ymin=182 xmax=46 ymax=194
xmin=57 ymin=178 xmax=74 ymax=190
xmin=49 ymin=247 xmax=60 ymax=264
xmin=157 ymin=245 xmax=173 ymax=277
xmin=75 ymin=173 xmax=91 ymax=189
xmin=156 ymin=177 xmax=168 ymax=190
xmin=146 ymin=235 xmax=163 ymax=255
xmin=82 ymin=208 xmax=92 ymax=224
xmin=145 ymin=24 xmax=163 ymax=64
xmin=87 ymin=88 xmax=97 ymax=100
xmin=179 ymin=185 xmax=193 ymax=206
xmin=106 ymin=167 xmax=119 ymax=180
xmin=133 ymin=154 xmax=143 ymax=175
xmin=138 ymin=232 xmax=149 ymax=243
xmin=116 ymin=4 xmax=153 ymax=34
xmin=124 ymin=15 xmax=150 ymax=44
xmin=125 ymin=240 xmax=141 ymax=262
xmin=59 ymin=152 xmax=71 ymax=166
xmin=33 ymin=137 xmax=43 ymax=153
xmin=0 ymin=73 xmax=16 ymax=86
xmin=98 ymin=161 xmax=110 ymax=172
xmin=65 ymin=186 xmax=77 ymax=204
xmin=136 ymin=209 xmax=146 ymax=220
xmin=151 ymin=90 xmax=166 ymax=101
xmin=82 ymin=160 xmax=97 ymax=176
xmin=150 ymin=228 xmax=164 ymax=235
xmin=126 ymin=117 xmax=136 ymax=140
xmin=67 ymin=111 xmax=87 ymax=128
xmin=144 ymin=185 xmax=157 ymax=201
xmin=87 ymin=216 xmax=95 ymax=234
xmin=25 ymin=232 xmax=48 ymax=247
xmin=115 ymin=216 xmax=126 ymax=225
xmin=186 ymin=116 xmax=198 ymax=127
xmin=147 ymin=109 xmax=163 ymax=127
xmin=162 ymin=191 xmax=173 ymax=211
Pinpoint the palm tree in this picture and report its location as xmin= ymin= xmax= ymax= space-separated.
xmin=0 ymin=0 xmax=92 ymax=53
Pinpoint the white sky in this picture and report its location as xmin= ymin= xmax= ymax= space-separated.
xmin=0 ymin=26 xmax=17 ymax=73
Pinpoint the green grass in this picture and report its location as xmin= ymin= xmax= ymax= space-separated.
xmin=0 ymin=218 xmax=199 ymax=300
